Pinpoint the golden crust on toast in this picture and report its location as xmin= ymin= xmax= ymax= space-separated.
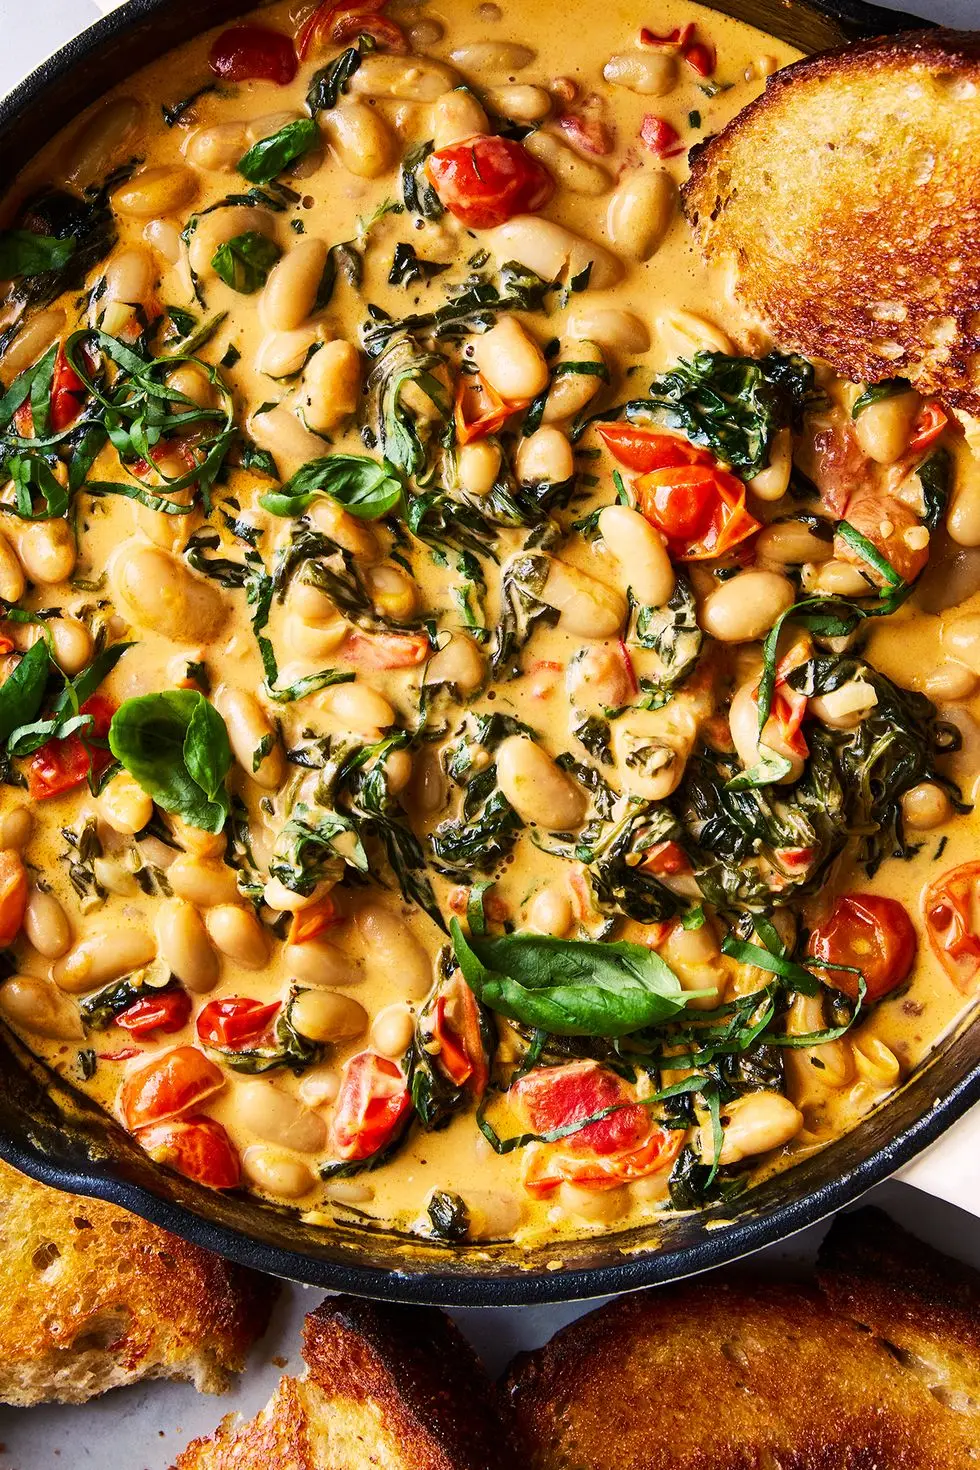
xmin=172 ymin=1295 xmax=516 ymax=1470
xmin=0 ymin=1159 xmax=277 ymax=1406
xmin=683 ymin=29 xmax=980 ymax=412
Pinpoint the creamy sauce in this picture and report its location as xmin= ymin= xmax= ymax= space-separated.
xmin=0 ymin=0 xmax=977 ymax=1249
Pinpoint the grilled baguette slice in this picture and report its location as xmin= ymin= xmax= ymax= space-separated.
xmin=0 ymin=1159 xmax=277 ymax=1405
xmin=683 ymin=29 xmax=980 ymax=413
xmin=505 ymin=1209 xmax=980 ymax=1469
xmin=172 ymin=1295 xmax=515 ymax=1470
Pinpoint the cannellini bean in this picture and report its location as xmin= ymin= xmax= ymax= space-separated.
xmin=256 ymin=327 xmax=321 ymax=380
xmin=16 ymin=518 xmax=76 ymax=585
xmin=323 ymin=101 xmax=395 ymax=179
xmin=486 ymin=83 xmax=551 ymax=121
xmin=297 ymin=340 xmax=362 ymax=434
xmin=698 ymin=1091 xmax=803 ymax=1165
xmin=517 ymin=425 xmax=574 ymax=485
xmin=170 ymin=816 xmax=226 ymax=859
xmin=205 ymin=904 xmax=269 ymax=969
xmin=424 ymin=633 xmax=485 ymax=695
xmin=901 ymin=780 xmax=953 ymax=830
xmin=809 ymin=678 xmax=878 ymax=729
xmin=804 ymin=557 xmax=873 ymax=597
xmin=407 ymin=748 xmax=447 ymax=816
xmin=100 ymin=769 xmax=153 ymax=835
xmin=371 ymin=1002 xmax=414 ymax=1057
xmin=1 ymin=309 xmax=66 ymax=377
xmin=603 ymin=50 xmax=677 ymax=95
xmin=484 ymin=217 xmax=623 ymax=290
xmin=309 ymin=496 xmax=381 ymax=562
xmin=156 ymin=900 xmax=219 ymax=993
xmin=947 ymin=448 xmax=980 ymax=548
xmin=541 ymin=339 xmax=605 ymax=423
xmin=784 ymin=992 xmax=853 ymax=1102
xmin=524 ymin=130 xmax=611 ymax=196
xmin=409 ymin=17 xmax=445 ymax=46
xmin=567 ymin=641 xmax=632 ymax=709
xmin=539 ymin=556 xmax=627 ymax=637
xmin=167 ymin=855 xmax=240 ymax=908
xmin=47 ymin=618 xmax=94 ymax=677
xmin=0 ymin=805 xmax=32 ymax=851
xmin=367 ymin=563 xmax=419 ymax=621
xmin=852 ymin=1036 xmax=902 ymax=1089
xmin=264 ymin=877 xmax=336 ymax=913
xmin=284 ymin=938 xmax=352 ymax=988
xmin=184 ymin=120 xmax=248 ymax=171
xmin=322 ymin=681 xmax=395 ymax=737
xmin=236 ymin=1080 xmax=328 ymax=1152
xmin=249 ymin=403 xmax=326 ymax=471
xmin=0 ymin=975 xmax=83 ymax=1040
xmin=431 ymin=88 xmax=489 ymax=148
xmin=662 ymin=921 xmax=724 ymax=1010
xmin=53 ymin=926 xmax=155 ymax=994
xmin=144 ymin=217 xmax=183 ymax=264
xmin=567 ymin=305 xmax=650 ymax=354
xmin=756 ymin=517 xmax=833 ymax=566
xmin=559 ymin=1181 xmax=628 ymax=1224
xmin=0 ymin=531 xmax=24 ymax=604
xmin=658 ymin=308 xmax=734 ymax=361
xmin=166 ymin=363 xmax=216 ymax=411
xmin=24 ymin=888 xmax=71 ymax=959
xmin=942 ymin=612 xmax=980 ymax=674
xmin=527 ymin=884 xmax=573 ymax=937
xmin=383 ymin=746 xmax=413 ymax=795
xmin=61 ymin=97 xmax=142 ymax=186
xmin=853 ymin=389 xmax=921 ymax=464
xmin=471 ymin=316 xmax=548 ymax=401
xmin=104 ymin=244 xmax=157 ymax=307
xmin=187 ymin=205 xmax=276 ymax=281
xmin=290 ymin=988 xmax=367 ymax=1043
xmin=450 ymin=41 xmax=535 ymax=77
xmin=461 ymin=1188 xmax=525 ymax=1239
xmin=728 ymin=679 xmax=805 ymax=784
xmin=284 ymin=614 xmax=349 ymax=662
xmin=297 ymin=1066 xmax=341 ymax=1108
xmin=748 ymin=426 xmax=793 ymax=502
xmin=605 ymin=169 xmax=676 ymax=259
xmin=215 ymin=686 xmax=283 ymax=790
xmin=113 ymin=164 xmax=198 ymax=219
xmin=261 ymin=237 xmax=329 ymax=332
xmin=242 ymin=1146 xmax=315 ymax=1199
xmin=598 ymin=505 xmax=674 ymax=607
xmin=496 ymin=735 xmax=588 ymax=830
xmin=456 ymin=438 xmax=501 ymax=498
xmin=350 ymin=54 xmax=459 ymax=101
xmin=357 ymin=902 xmax=431 ymax=999
xmin=924 ymin=661 xmax=979 ymax=701
xmin=290 ymin=581 xmax=343 ymax=627
xmin=700 ymin=571 xmax=795 ymax=643
xmin=612 ymin=701 xmax=700 ymax=800
xmin=113 ymin=543 xmax=227 ymax=642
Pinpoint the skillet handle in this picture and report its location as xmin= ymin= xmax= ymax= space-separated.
xmin=897 ymin=1100 xmax=980 ymax=1216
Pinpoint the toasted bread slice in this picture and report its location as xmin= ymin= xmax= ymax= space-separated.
xmin=683 ymin=29 xmax=980 ymax=413
xmin=173 ymin=1295 xmax=515 ymax=1470
xmin=0 ymin=1159 xmax=277 ymax=1405
xmin=506 ymin=1213 xmax=980 ymax=1468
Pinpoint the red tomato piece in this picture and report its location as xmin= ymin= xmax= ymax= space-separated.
xmin=426 ymin=136 xmax=554 ymax=229
xmin=296 ymin=0 xmax=406 ymax=58
xmin=556 ymin=112 xmax=614 ymax=156
xmin=513 ymin=1059 xmax=650 ymax=1157
xmin=639 ymin=23 xmax=694 ymax=46
xmin=808 ymin=893 xmax=917 ymax=1003
xmin=331 ymin=1051 xmax=411 ymax=1161
xmin=50 ymin=344 xmax=88 ymax=433
xmin=640 ymin=115 xmax=686 ymax=158
xmin=638 ymin=839 xmax=692 ymax=877
xmin=634 ymin=463 xmax=760 ymax=561
xmin=136 ymin=1115 xmax=241 ymax=1190
xmin=684 ymin=39 xmax=716 ymax=77
xmin=433 ymin=975 xmax=488 ymax=1096
xmin=923 ymin=861 xmax=980 ymax=993
xmin=908 ymin=400 xmax=948 ymax=455
xmin=597 ymin=423 xmax=713 ymax=474
xmin=342 ymin=629 xmax=431 ymax=669
xmin=522 ymin=1123 xmax=683 ymax=1195
xmin=209 ymin=25 xmax=298 ymax=84
xmin=120 ymin=1046 xmax=225 ymax=1131
xmin=26 ymin=693 xmax=116 ymax=801
xmin=288 ymin=894 xmax=341 ymax=945
xmin=117 ymin=988 xmax=192 ymax=1038
xmin=0 ymin=849 xmax=28 ymax=948
xmin=197 ymin=996 xmax=282 ymax=1051
xmin=454 ymin=373 xmax=521 ymax=445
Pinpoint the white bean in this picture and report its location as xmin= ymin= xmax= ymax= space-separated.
xmin=297 ymin=341 xmax=362 ymax=434
xmin=456 ymin=439 xmax=501 ymax=498
xmin=236 ymin=1080 xmax=328 ymax=1152
xmin=728 ymin=679 xmax=805 ymax=784
xmin=16 ymin=519 xmax=76 ymax=585
xmin=612 ymin=701 xmax=700 ymax=800
xmin=261 ymin=237 xmax=329 ymax=332
xmin=53 ymin=926 xmax=155 ymax=994
xmin=248 ymin=403 xmax=326 ymax=472
xmin=424 ymin=633 xmax=485 ymax=695
xmin=0 ymin=806 xmax=32 ymax=851
xmin=947 ymin=448 xmax=980 ymax=547
xmin=567 ymin=306 xmax=650 ymax=353
xmin=215 ymin=685 xmax=283 ymax=790
xmin=349 ymin=54 xmax=459 ymax=101
xmin=524 ymin=130 xmax=611 ymax=196
xmin=284 ymin=938 xmax=353 ymax=988
xmin=853 ymin=389 xmax=921 ymax=464
xmin=371 ymin=1002 xmax=415 ymax=1057
xmin=255 ymin=326 xmax=320 ymax=378
xmin=460 ymin=1188 xmax=524 ymax=1239
xmin=113 ymin=543 xmax=227 ymax=642
xmin=24 ymin=888 xmax=71 ymax=959
xmin=0 ymin=531 xmax=24 ymax=604
xmin=484 ymin=217 xmax=623 ymax=290
xmin=242 ymin=1146 xmax=315 ymax=1199
xmin=605 ymin=169 xmax=677 ymax=260
xmin=599 ymin=505 xmax=674 ymax=607
xmin=698 ymin=1092 xmax=803 ymax=1165
xmin=539 ymin=556 xmax=626 ymax=637
xmin=542 ymin=339 xmax=605 ymax=423
xmin=309 ymin=497 xmax=381 ymax=561
xmin=1 ymin=309 xmax=66 ymax=378
xmin=496 ymin=735 xmax=588 ymax=829
xmin=449 ymin=41 xmax=535 ymax=77
xmin=156 ymin=900 xmax=219 ymax=993
xmin=61 ymin=97 xmax=142 ymax=186
xmin=756 ymin=517 xmax=833 ymax=566
xmin=290 ymin=988 xmax=367 ymax=1043
xmin=184 ymin=120 xmax=248 ymax=172
xmin=527 ymin=884 xmax=573 ymax=937
xmin=322 ymin=681 xmax=395 ymax=737
xmin=431 ymin=89 xmax=489 ymax=149
xmin=0 ymin=975 xmax=83 ymax=1040
xmin=113 ymin=165 xmax=198 ymax=219
xmin=809 ymin=678 xmax=879 ymax=729
xmin=357 ymin=902 xmax=431 ymax=999
xmin=603 ymin=50 xmax=677 ymax=95
xmin=187 ymin=205 xmax=276 ymax=282
xmin=323 ymin=101 xmax=395 ymax=178
xmin=700 ymin=571 xmax=795 ymax=643
xmin=167 ymin=855 xmax=240 ymax=908
xmin=748 ymin=426 xmax=793 ymax=502
xmin=205 ymin=904 xmax=270 ymax=969
xmin=99 ymin=770 xmax=153 ymax=835
xmin=486 ymin=84 xmax=551 ymax=121
xmin=658 ymin=308 xmax=734 ymax=361
xmin=901 ymin=781 xmax=953 ymax=830
xmin=516 ymin=426 xmax=574 ymax=484
xmin=471 ymin=316 xmax=548 ymax=400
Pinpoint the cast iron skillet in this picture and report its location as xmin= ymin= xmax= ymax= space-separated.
xmin=1 ymin=0 xmax=969 ymax=1308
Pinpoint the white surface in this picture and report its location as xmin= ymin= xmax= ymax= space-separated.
xmin=0 ymin=0 xmax=979 ymax=1466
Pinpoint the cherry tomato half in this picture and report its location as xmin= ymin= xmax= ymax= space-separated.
xmin=640 ymin=115 xmax=686 ymax=158
xmin=50 ymin=343 xmax=89 ymax=433
xmin=209 ymin=25 xmax=298 ymax=84
xmin=331 ymin=1052 xmax=411 ymax=1162
xmin=342 ymin=629 xmax=431 ymax=669
xmin=136 ymin=1115 xmax=240 ymax=1190
xmin=0 ymin=849 xmax=28 ymax=949
xmin=433 ymin=975 xmax=488 ymax=1096
xmin=197 ymin=996 xmax=282 ymax=1051
xmin=807 ymin=893 xmax=917 ymax=1003
xmin=908 ymin=400 xmax=948 ymax=455
xmin=120 ymin=1046 xmax=225 ymax=1130
xmin=117 ymin=988 xmax=192 ymax=1038
xmin=923 ymin=860 xmax=980 ymax=993
xmin=426 ymin=136 xmax=554 ymax=229
xmin=296 ymin=0 xmax=407 ymax=58
xmin=634 ymin=464 xmax=760 ymax=561
xmin=26 ymin=693 xmax=116 ymax=801
xmin=597 ymin=423 xmax=713 ymax=475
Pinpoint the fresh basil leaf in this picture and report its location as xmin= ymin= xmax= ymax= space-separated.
xmin=259 ymin=454 xmax=402 ymax=520
xmin=917 ymin=447 xmax=952 ymax=533
xmin=0 ymin=230 xmax=76 ymax=278
xmin=211 ymin=232 xmax=281 ymax=293
xmin=0 ymin=640 xmax=50 ymax=743
xmin=388 ymin=241 xmax=450 ymax=287
xmin=835 ymin=519 xmax=902 ymax=590
xmin=307 ymin=45 xmax=363 ymax=114
xmin=238 ymin=119 xmax=318 ymax=184
xmin=108 ymin=690 xmax=231 ymax=833
xmin=450 ymin=919 xmax=693 ymax=1036
xmin=851 ymin=377 xmax=910 ymax=418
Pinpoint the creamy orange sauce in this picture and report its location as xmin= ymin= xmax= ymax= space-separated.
xmin=1 ymin=0 xmax=978 ymax=1250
